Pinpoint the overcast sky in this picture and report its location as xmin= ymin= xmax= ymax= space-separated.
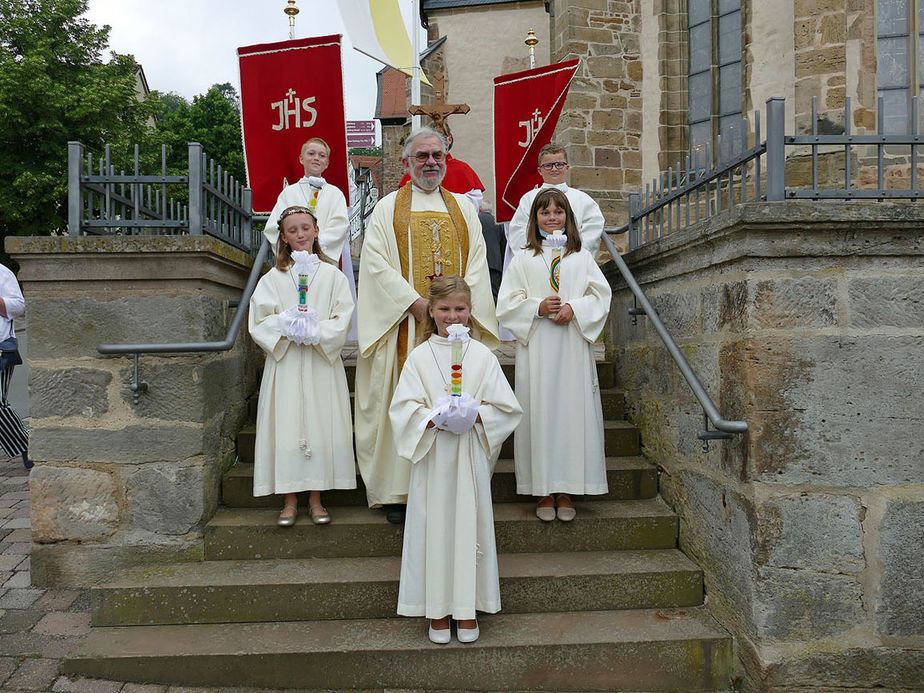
xmin=82 ymin=0 xmax=420 ymax=122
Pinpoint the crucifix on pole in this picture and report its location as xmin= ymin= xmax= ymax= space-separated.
xmin=409 ymin=71 xmax=470 ymax=137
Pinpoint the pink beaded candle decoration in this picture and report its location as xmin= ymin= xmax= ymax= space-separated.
xmin=450 ymin=339 xmax=463 ymax=397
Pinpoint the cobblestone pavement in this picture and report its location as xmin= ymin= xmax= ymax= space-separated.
xmin=0 ymin=456 xmax=98 ymax=692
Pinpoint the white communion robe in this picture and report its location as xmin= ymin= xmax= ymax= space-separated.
xmin=496 ymin=243 xmax=612 ymax=496
xmin=355 ymin=185 xmax=499 ymax=507
xmin=390 ymin=335 xmax=522 ymax=620
xmin=248 ymin=262 xmax=356 ymax=496
xmin=264 ymin=179 xmax=351 ymax=264
xmin=505 ymin=182 xmax=605 ymax=259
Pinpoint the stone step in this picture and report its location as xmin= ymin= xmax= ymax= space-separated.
xmin=204 ymin=498 xmax=678 ymax=561
xmin=338 ymin=359 xmax=617 ymax=392
xmin=221 ymin=456 xmax=659 ymax=508
xmin=236 ymin=416 xmax=640 ymax=465
xmin=91 ymin=549 xmax=703 ymax=626
xmin=64 ymin=607 xmax=734 ymax=691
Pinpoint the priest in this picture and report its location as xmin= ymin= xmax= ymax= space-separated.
xmin=355 ymin=127 xmax=499 ymax=523
xmin=398 ymin=131 xmax=485 ymax=213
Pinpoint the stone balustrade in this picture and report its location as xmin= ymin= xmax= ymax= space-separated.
xmin=7 ymin=236 xmax=261 ymax=587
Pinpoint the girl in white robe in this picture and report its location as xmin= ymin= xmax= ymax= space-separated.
xmin=496 ymin=189 xmax=612 ymax=522
xmin=249 ymin=206 xmax=356 ymax=527
xmin=389 ymin=275 xmax=522 ymax=644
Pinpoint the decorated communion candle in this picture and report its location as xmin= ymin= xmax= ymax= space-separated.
xmin=450 ymin=339 xmax=463 ymax=396
xmin=548 ymin=232 xmax=566 ymax=295
xmin=297 ymin=274 xmax=309 ymax=312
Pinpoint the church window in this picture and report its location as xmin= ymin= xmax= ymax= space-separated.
xmin=688 ymin=0 xmax=743 ymax=163
xmin=877 ymin=0 xmax=924 ymax=133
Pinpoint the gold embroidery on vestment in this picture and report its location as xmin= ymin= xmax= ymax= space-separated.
xmin=410 ymin=210 xmax=461 ymax=291
xmin=391 ymin=185 xmax=471 ymax=368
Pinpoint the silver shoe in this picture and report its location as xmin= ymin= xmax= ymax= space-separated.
xmin=309 ymin=504 xmax=331 ymax=525
xmin=277 ymin=504 xmax=297 ymax=527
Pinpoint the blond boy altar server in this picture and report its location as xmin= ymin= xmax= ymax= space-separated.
xmin=355 ymin=127 xmax=499 ymax=524
xmin=506 ymin=142 xmax=605 ymax=257
xmin=264 ymin=138 xmax=351 ymax=266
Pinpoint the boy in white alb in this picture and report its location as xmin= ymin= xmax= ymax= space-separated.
xmin=263 ymin=138 xmax=351 ymax=266
xmin=506 ymin=143 xmax=605 ymax=259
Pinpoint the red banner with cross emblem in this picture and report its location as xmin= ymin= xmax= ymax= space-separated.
xmin=493 ymin=59 xmax=580 ymax=223
xmin=238 ymin=35 xmax=348 ymax=214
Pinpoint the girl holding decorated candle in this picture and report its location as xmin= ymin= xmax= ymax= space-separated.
xmin=389 ymin=275 xmax=522 ymax=644
xmin=248 ymin=205 xmax=356 ymax=527
xmin=496 ymin=189 xmax=612 ymax=522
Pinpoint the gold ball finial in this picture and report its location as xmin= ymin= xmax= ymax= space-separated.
xmin=525 ymin=28 xmax=539 ymax=48
xmin=284 ymin=0 xmax=299 ymax=18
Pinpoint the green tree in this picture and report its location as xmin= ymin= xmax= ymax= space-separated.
xmin=148 ymin=84 xmax=246 ymax=186
xmin=0 ymin=0 xmax=156 ymax=240
xmin=349 ymin=146 xmax=383 ymax=157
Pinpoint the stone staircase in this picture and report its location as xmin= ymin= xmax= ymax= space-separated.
xmin=63 ymin=360 xmax=735 ymax=691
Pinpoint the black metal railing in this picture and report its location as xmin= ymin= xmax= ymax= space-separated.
xmin=67 ymin=141 xmax=257 ymax=252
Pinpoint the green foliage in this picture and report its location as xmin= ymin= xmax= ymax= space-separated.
xmin=349 ymin=146 xmax=383 ymax=157
xmin=143 ymin=84 xmax=245 ymax=186
xmin=0 ymin=0 xmax=156 ymax=239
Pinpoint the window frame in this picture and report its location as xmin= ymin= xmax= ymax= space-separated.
xmin=876 ymin=0 xmax=922 ymax=134
xmin=687 ymin=0 xmax=743 ymax=163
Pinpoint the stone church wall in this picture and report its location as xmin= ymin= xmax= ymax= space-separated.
xmin=607 ymin=202 xmax=924 ymax=691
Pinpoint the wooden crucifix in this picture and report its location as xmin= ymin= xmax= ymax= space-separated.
xmin=409 ymin=71 xmax=470 ymax=137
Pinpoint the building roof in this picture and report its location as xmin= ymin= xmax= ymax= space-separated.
xmin=350 ymin=155 xmax=384 ymax=191
xmin=375 ymin=67 xmax=407 ymax=122
xmin=422 ymin=0 xmax=526 ymax=10
xmin=421 ymin=1 xmax=539 ymax=26
xmin=374 ymin=37 xmax=447 ymax=123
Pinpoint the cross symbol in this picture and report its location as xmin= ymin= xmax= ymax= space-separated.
xmin=409 ymin=72 xmax=470 ymax=136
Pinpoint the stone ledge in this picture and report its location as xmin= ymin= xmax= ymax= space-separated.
xmin=7 ymin=235 xmax=256 ymax=295
xmin=31 ymin=540 xmax=203 ymax=588
xmin=616 ymin=201 xmax=924 ymax=288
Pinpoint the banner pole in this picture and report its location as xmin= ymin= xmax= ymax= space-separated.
xmin=411 ymin=0 xmax=421 ymax=129
xmin=284 ymin=0 xmax=299 ymax=39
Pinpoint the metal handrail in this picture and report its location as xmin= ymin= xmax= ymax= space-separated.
xmin=601 ymin=230 xmax=748 ymax=447
xmin=97 ymin=239 xmax=270 ymax=403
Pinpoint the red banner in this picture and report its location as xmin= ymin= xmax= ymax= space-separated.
xmin=238 ymin=35 xmax=348 ymax=214
xmin=493 ymin=59 xmax=580 ymax=222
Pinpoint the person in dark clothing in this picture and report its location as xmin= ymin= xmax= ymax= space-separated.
xmin=478 ymin=202 xmax=507 ymax=303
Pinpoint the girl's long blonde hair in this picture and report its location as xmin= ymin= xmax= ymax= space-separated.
xmin=416 ymin=274 xmax=473 ymax=345
xmin=522 ymin=188 xmax=582 ymax=257
xmin=275 ymin=206 xmax=336 ymax=270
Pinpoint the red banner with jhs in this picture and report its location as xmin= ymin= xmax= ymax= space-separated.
xmin=493 ymin=59 xmax=580 ymax=223
xmin=238 ymin=35 xmax=348 ymax=214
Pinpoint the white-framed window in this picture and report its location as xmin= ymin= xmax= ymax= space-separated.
xmin=688 ymin=0 xmax=743 ymax=163
xmin=877 ymin=0 xmax=923 ymax=133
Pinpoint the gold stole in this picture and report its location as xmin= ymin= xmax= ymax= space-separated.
xmin=392 ymin=185 xmax=470 ymax=369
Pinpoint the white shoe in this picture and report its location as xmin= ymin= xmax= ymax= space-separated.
xmin=456 ymin=623 xmax=480 ymax=643
xmin=428 ymin=623 xmax=451 ymax=644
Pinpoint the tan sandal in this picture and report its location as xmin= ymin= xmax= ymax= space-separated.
xmin=535 ymin=496 xmax=556 ymax=522
xmin=277 ymin=504 xmax=298 ymax=527
xmin=556 ymin=494 xmax=576 ymax=522
xmin=309 ymin=503 xmax=331 ymax=525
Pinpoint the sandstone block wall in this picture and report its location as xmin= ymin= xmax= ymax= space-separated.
xmin=7 ymin=236 xmax=262 ymax=587
xmin=549 ymin=0 xmax=643 ymax=226
xmin=607 ymin=202 xmax=924 ymax=690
